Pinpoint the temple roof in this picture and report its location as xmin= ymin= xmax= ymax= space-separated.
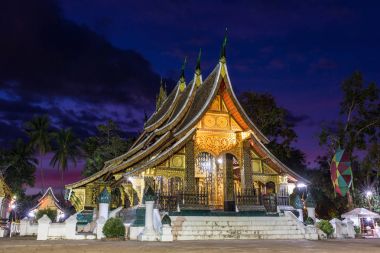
xmin=31 ymin=187 xmax=64 ymax=211
xmin=66 ymin=54 xmax=303 ymax=189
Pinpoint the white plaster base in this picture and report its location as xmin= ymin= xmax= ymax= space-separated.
xmin=160 ymin=224 xmax=173 ymax=242
xmin=129 ymin=226 xmax=144 ymax=240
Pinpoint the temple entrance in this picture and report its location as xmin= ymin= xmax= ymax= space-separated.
xmin=195 ymin=152 xmax=224 ymax=209
xmin=224 ymin=153 xmax=240 ymax=211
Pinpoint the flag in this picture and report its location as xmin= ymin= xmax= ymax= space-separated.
xmin=330 ymin=149 xmax=353 ymax=197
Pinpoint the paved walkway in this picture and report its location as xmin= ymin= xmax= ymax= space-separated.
xmin=0 ymin=238 xmax=379 ymax=253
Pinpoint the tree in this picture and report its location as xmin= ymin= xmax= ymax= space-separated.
xmin=2 ymin=139 xmax=37 ymax=195
xmin=82 ymin=120 xmax=134 ymax=176
xmin=24 ymin=115 xmax=53 ymax=189
xmin=239 ymin=92 xmax=307 ymax=175
xmin=50 ymin=128 xmax=80 ymax=187
xmin=315 ymin=71 xmax=379 ymax=214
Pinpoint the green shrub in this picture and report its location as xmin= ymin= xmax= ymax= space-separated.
xmin=36 ymin=208 xmax=57 ymax=222
xmin=354 ymin=226 xmax=361 ymax=235
xmin=316 ymin=219 xmax=334 ymax=236
xmin=102 ymin=218 xmax=125 ymax=238
xmin=304 ymin=217 xmax=315 ymax=225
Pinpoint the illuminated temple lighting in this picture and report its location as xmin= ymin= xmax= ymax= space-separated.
xmin=217 ymin=158 xmax=223 ymax=164
xmin=297 ymin=183 xmax=307 ymax=188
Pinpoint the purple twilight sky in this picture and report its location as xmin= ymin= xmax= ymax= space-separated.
xmin=0 ymin=0 xmax=379 ymax=193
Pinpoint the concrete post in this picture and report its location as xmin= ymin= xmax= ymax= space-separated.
xmin=138 ymin=185 xmax=158 ymax=241
xmin=96 ymin=217 xmax=106 ymax=239
xmin=138 ymin=200 xmax=157 ymax=241
xmin=99 ymin=203 xmax=109 ymax=219
xmin=37 ymin=214 xmax=51 ymax=240
xmin=64 ymin=214 xmax=78 ymax=239
xmin=20 ymin=217 xmax=29 ymax=236
xmin=307 ymin=207 xmax=316 ymax=221
xmin=98 ymin=188 xmax=111 ymax=219
xmin=160 ymin=214 xmax=173 ymax=242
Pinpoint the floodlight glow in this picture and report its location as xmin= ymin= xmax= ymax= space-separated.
xmin=217 ymin=158 xmax=223 ymax=164
xmin=28 ymin=211 xmax=35 ymax=218
xmin=297 ymin=183 xmax=307 ymax=188
xmin=366 ymin=191 xmax=373 ymax=197
xmin=10 ymin=204 xmax=16 ymax=209
xmin=366 ymin=217 xmax=372 ymax=221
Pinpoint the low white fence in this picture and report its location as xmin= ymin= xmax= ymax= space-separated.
xmin=20 ymin=214 xmax=97 ymax=240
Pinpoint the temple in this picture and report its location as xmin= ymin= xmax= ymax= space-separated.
xmin=65 ymin=40 xmax=308 ymax=216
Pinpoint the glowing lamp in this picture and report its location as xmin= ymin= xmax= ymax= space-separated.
xmin=297 ymin=183 xmax=307 ymax=188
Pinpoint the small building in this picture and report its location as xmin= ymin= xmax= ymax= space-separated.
xmin=30 ymin=187 xmax=65 ymax=222
xmin=342 ymin=208 xmax=380 ymax=237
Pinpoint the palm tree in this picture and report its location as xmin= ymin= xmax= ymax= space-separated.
xmin=50 ymin=128 xmax=80 ymax=187
xmin=25 ymin=115 xmax=52 ymax=189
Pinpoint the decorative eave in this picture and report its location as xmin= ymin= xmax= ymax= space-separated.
xmin=105 ymin=132 xmax=154 ymax=166
xmin=66 ymin=131 xmax=173 ymax=189
xmin=154 ymin=78 xmax=197 ymax=135
xmin=221 ymin=63 xmax=269 ymax=144
xmin=122 ymin=128 xmax=196 ymax=178
xmin=249 ymin=133 xmax=310 ymax=184
xmin=144 ymin=84 xmax=182 ymax=132
xmin=173 ymin=63 xmax=222 ymax=137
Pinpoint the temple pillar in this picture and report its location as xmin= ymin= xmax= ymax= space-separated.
xmin=224 ymin=153 xmax=235 ymax=211
xmin=184 ymin=140 xmax=196 ymax=193
xmin=241 ymin=140 xmax=253 ymax=191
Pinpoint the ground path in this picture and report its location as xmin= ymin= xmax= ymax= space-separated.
xmin=0 ymin=238 xmax=379 ymax=253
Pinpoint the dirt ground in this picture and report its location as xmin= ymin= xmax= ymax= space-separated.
xmin=0 ymin=238 xmax=379 ymax=253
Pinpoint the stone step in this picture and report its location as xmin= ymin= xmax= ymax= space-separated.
xmin=173 ymin=220 xmax=295 ymax=226
xmin=174 ymin=229 xmax=303 ymax=236
xmin=176 ymin=233 xmax=305 ymax=240
xmin=172 ymin=225 xmax=299 ymax=231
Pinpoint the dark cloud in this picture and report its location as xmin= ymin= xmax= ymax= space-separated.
xmin=0 ymin=0 xmax=173 ymax=145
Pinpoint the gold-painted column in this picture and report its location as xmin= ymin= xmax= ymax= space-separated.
xmin=224 ymin=153 xmax=235 ymax=211
xmin=184 ymin=140 xmax=196 ymax=193
xmin=242 ymin=140 xmax=253 ymax=190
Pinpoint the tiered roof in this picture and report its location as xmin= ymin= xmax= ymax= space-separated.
xmin=67 ymin=42 xmax=307 ymax=189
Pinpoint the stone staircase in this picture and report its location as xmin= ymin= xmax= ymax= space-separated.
xmin=171 ymin=214 xmax=313 ymax=240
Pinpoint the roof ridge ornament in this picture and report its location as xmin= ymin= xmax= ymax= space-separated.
xmin=220 ymin=28 xmax=228 ymax=64
xmin=156 ymin=77 xmax=168 ymax=110
xmin=195 ymin=48 xmax=201 ymax=75
xmin=195 ymin=49 xmax=202 ymax=87
xmin=179 ymin=57 xmax=187 ymax=91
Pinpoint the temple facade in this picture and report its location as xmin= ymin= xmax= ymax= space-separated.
xmin=65 ymin=45 xmax=308 ymax=214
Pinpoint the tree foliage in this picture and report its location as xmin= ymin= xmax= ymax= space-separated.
xmin=315 ymin=71 xmax=379 ymax=217
xmin=24 ymin=115 xmax=53 ymax=188
xmin=239 ymin=92 xmax=307 ymax=175
xmin=1 ymin=139 xmax=37 ymax=195
xmin=82 ymin=120 xmax=134 ymax=176
xmin=50 ymin=128 xmax=80 ymax=186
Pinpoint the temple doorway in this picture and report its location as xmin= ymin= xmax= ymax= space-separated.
xmin=195 ymin=152 xmax=224 ymax=209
